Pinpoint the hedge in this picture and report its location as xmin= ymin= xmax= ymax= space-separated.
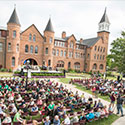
xmin=14 ymin=71 xmax=65 ymax=77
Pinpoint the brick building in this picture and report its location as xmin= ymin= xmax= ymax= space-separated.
xmin=0 ymin=8 xmax=110 ymax=73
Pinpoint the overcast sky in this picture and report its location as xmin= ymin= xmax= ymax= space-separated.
xmin=0 ymin=0 xmax=125 ymax=53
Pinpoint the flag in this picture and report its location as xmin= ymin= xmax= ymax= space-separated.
xmin=24 ymin=60 xmax=27 ymax=64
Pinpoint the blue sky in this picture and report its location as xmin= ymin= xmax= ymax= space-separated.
xmin=0 ymin=0 xmax=125 ymax=53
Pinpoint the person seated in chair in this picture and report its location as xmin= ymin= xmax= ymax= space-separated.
xmin=70 ymin=112 xmax=79 ymax=125
xmin=97 ymin=100 xmax=103 ymax=108
xmin=62 ymin=114 xmax=70 ymax=125
xmin=10 ymin=104 xmax=17 ymax=114
xmin=42 ymin=116 xmax=51 ymax=125
xmin=13 ymin=110 xmax=26 ymax=125
xmin=79 ymin=111 xmax=86 ymax=121
xmin=31 ymin=104 xmax=38 ymax=113
xmin=53 ymin=115 xmax=60 ymax=125
xmin=2 ymin=113 xmax=12 ymax=124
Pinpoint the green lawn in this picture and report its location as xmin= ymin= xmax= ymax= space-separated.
xmin=86 ymin=114 xmax=119 ymax=125
xmin=74 ymin=83 xmax=111 ymax=102
xmin=0 ymin=72 xmax=13 ymax=77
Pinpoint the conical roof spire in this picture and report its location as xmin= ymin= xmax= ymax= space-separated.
xmin=99 ymin=8 xmax=110 ymax=24
xmin=44 ymin=18 xmax=54 ymax=33
xmin=7 ymin=7 xmax=21 ymax=26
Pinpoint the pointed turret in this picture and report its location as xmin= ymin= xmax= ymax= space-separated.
xmin=7 ymin=8 xmax=21 ymax=26
xmin=99 ymin=8 xmax=110 ymax=24
xmin=44 ymin=18 xmax=54 ymax=33
xmin=98 ymin=8 xmax=110 ymax=32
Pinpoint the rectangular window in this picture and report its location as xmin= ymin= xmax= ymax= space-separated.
xmin=64 ymin=51 xmax=66 ymax=57
xmin=13 ymin=30 xmax=16 ymax=38
xmin=53 ymin=49 xmax=56 ymax=56
xmin=49 ymin=37 xmax=53 ymax=43
xmin=88 ymin=54 xmax=90 ymax=59
xmin=75 ymin=52 xmax=77 ymax=58
xmin=16 ymin=44 xmax=19 ymax=52
xmin=8 ymin=43 xmax=11 ymax=51
xmin=56 ymin=50 xmax=59 ymax=56
xmin=94 ymin=54 xmax=96 ymax=59
xmin=45 ymin=48 xmax=48 ymax=54
xmin=69 ymin=52 xmax=73 ymax=58
xmin=0 ymin=43 xmax=3 ymax=51
xmin=103 ymin=55 xmax=105 ymax=60
xmin=12 ymin=57 xmax=15 ymax=66
xmin=60 ymin=50 xmax=63 ymax=56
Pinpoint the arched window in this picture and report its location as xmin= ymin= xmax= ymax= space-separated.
xmin=13 ymin=30 xmax=16 ymax=38
xmin=30 ymin=45 xmax=33 ymax=53
xmin=100 ymin=64 xmax=103 ymax=70
xmin=25 ymin=45 xmax=28 ymax=53
xmin=98 ymin=46 xmax=100 ymax=51
xmin=8 ymin=43 xmax=11 ymax=51
xmin=57 ymin=60 xmax=64 ymax=67
xmin=74 ymin=62 xmax=80 ymax=69
xmin=16 ymin=44 xmax=19 ymax=52
xmin=48 ymin=60 xmax=51 ymax=66
xmin=68 ymin=62 xmax=71 ymax=69
xmin=12 ymin=57 xmax=15 ymax=66
xmin=95 ymin=46 xmax=97 ymax=51
xmin=103 ymin=48 xmax=105 ymax=53
xmin=35 ymin=46 xmax=38 ymax=54
xmin=33 ymin=35 xmax=36 ymax=42
xmin=93 ymin=63 xmax=97 ymax=70
xmin=45 ymin=48 xmax=48 ymax=54
xmin=29 ymin=34 xmax=32 ymax=41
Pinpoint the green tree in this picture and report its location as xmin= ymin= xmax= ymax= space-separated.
xmin=108 ymin=31 xmax=125 ymax=74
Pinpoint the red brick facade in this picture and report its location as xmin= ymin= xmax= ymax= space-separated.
xmin=0 ymin=8 xmax=110 ymax=73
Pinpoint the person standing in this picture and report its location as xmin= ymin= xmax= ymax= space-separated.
xmin=116 ymin=94 xmax=124 ymax=117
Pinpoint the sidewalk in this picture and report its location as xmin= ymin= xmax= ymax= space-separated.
xmin=53 ymin=78 xmax=125 ymax=125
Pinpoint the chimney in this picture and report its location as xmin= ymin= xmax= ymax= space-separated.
xmin=62 ymin=31 xmax=66 ymax=39
xmin=80 ymin=38 xmax=83 ymax=43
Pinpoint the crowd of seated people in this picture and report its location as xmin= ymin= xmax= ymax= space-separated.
xmin=70 ymin=78 xmax=125 ymax=102
xmin=0 ymin=77 xmax=116 ymax=125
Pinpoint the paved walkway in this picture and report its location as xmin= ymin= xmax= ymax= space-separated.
xmin=52 ymin=78 xmax=125 ymax=125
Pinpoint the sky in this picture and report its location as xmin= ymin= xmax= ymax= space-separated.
xmin=0 ymin=0 xmax=125 ymax=53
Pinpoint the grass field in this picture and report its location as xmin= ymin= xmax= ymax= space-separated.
xmin=0 ymin=72 xmax=13 ymax=77
xmin=86 ymin=114 xmax=119 ymax=125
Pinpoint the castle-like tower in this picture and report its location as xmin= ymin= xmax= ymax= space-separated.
xmin=6 ymin=8 xmax=21 ymax=70
xmin=43 ymin=18 xmax=55 ymax=67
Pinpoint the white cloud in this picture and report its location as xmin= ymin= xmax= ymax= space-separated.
xmin=0 ymin=0 xmax=125 ymax=53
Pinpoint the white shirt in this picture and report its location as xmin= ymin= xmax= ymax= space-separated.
xmin=64 ymin=117 xmax=70 ymax=124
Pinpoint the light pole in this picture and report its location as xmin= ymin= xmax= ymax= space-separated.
xmin=25 ymin=60 xmax=30 ymax=90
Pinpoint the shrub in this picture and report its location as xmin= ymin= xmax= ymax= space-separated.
xmin=0 ymin=68 xmax=8 ymax=72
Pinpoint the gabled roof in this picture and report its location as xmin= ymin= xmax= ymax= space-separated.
xmin=7 ymin=8 xmax=21 ymax=26
xmin=44 ymin=18 xmax=54 ymax=33
xmin=99 ymin=8 xmax=110 ymax=24
xmin=81 ymin=37 xmax=101 ymax=47
xmin=21 ymin=24 xmax=44 ymax=39
xmin=54 ymin=36 xmax=70 ymax=42
xmin=55 ymin=34 xmax=76 ymax=42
